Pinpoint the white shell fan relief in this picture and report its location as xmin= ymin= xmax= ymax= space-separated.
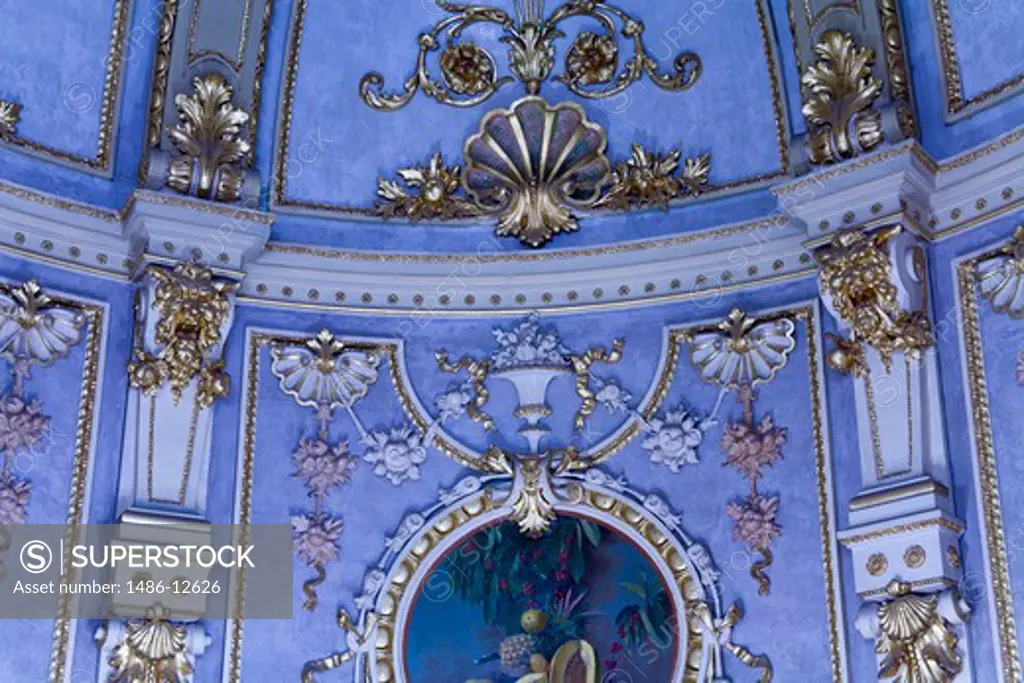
xmin=0 ymin=280 xmax=85 ymax=365
xmin=271 ymin=329 xmax=382 ymax=408
xmin=977 ymin=226 xmax=1024 ymax=317
xmin=688 ymin=309 xmax=796 ymax=388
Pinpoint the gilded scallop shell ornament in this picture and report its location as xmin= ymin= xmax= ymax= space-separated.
xmin=687 ymin=309 xmax=797 ymax=388
xmin=463 ymin=97 xmax=611 ymax=247
xmin=977 ymin=226 xmax=1024 ymax=317
xmin=271 ymin=329 xmax=381 ymax=409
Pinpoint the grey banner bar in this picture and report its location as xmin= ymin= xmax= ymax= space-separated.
xmin=0 ymin=523 xmax=293 ymax=619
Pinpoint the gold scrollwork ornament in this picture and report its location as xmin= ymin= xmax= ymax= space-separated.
xmin=801 ymin=30 xmax=883 ymax=165
xmin=359 ymin=0 xmax=701 ymax=111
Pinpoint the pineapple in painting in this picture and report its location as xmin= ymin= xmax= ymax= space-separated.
xmin=405 ymin=518 xmax=676 ymax=682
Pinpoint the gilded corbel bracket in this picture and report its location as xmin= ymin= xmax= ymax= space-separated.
xmin=789 ymin=0 xmax=916 ymax=173
xmin=127 ymin=262 xmax=237 ymax=406
xmin=816 ymin=225 xmax=932 ymax=374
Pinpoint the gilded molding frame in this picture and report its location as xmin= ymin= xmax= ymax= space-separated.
xmin=227 ymin=301 xmax=845 ymax=680
xmin=8 ymin=289 xmax=108 ymax=683
xmin=0 ymin=0 xmax=131 ymax=175
xmin=931 ymin=0 xmax=1024 ymax=120
xmin=271 ymin=0 xmax=791 ymax=217
xmin=954 ymin=244 xmax=1023 ymax=681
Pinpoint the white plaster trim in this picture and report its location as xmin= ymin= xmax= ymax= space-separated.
xmin=0 ymin=128 xmax=1020 ymax=315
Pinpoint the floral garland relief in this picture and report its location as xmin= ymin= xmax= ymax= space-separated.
xmin=0 ymin=281 xmax=85 ymax=574
xmin=722 ymin=385 xmax=787 ymax=595
xmin=271 ymin=330 xmax=382 ymax=611
xmin=687 ymin=308 xmax=796 ymax=595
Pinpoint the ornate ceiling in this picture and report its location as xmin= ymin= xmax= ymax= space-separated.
xmin=0 ymin=0 xmax=1021 ymax=253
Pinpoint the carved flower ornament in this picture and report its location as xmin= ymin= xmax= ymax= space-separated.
xmin=642 ymin=407 xmax=710 ymax=472
xmin=441 ymin=42 xmax=497 ymax=95
xmin=362 ymin=425 xmax=428 ymax=485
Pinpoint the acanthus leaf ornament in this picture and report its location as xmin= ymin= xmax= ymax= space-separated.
xmin=166 ymin=73 xmax=251 ymax=203
xmin=463 ymin=97 xmax=611 ymax=247
xmin=874 ymin=581 xmax=965 ymax=683
xmin=104 ymin=608 xmax=195 ymax=683
xmin=596 ymin=143 xmax=710 ymax=211
xmin=816 ymin=226 xmax=932 ymax=373
xmin=801 ymin=30 xmax=883 ymax=166
xmin=358 ymin=0 xmax=700 ymax=111
xmin=376 ymin=152 xmax=483 ymax=221
xmin=0 ymin=99 xmax=21 ymax=137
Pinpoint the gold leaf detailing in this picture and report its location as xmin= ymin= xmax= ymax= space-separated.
xmin=166 ymin=73 xmax=251 ymax=203
xmin=128 ymin=262 xmax=236 ymax=404
xmin=817 ymin=226 xmax=931 ymax=372
xmin=375 ymin=152 xmax=482 ymax=221
xmin=107 ymin=609 xmax=194 ymax=683
xmin=876 ymin=581 xmax=963 ymax=682
xmin=976 ymin=225 xmax=1024 ymax=317
xmin=0 ymin=99 xmax=21 ymax=137
xmin=568 ymin=339 xmax=624 ymax=430
xmin=463 ymin=97 xmax=611 ymax=247
xmin=565 ymin=31 xmax=618 ymax=86
xmin=801 ymin=30 xmax=883 ymax=165
xmin=510 ymin=456 xmax=556 ymax=538
xmin=878 ymin=0 xmax=915 ymax=138
xmin=441 ymin=42 xmax=498 ymax=96
xmin=358 ymin=1 xmax=700 ymax=111
xmin=597 ymin=143 xmax=709 ymax=210
xmin=436 ymin=351 xmax=494 ymax=430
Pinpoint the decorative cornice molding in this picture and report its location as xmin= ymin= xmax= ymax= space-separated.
xmin=0 ymin=128 xmax=1019 ymax=313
